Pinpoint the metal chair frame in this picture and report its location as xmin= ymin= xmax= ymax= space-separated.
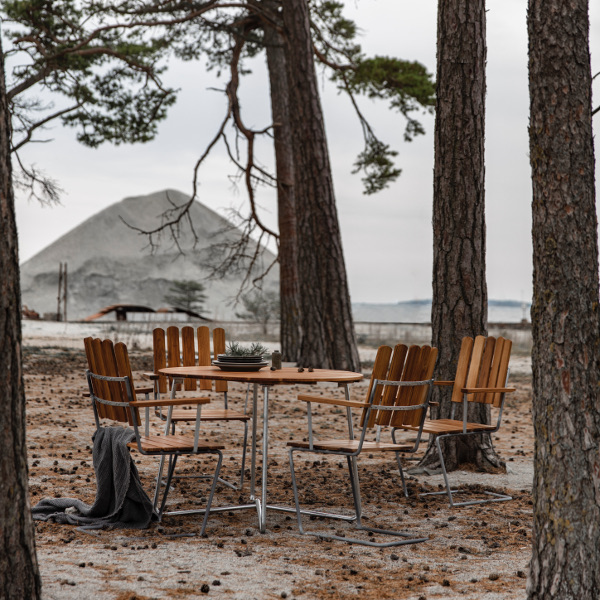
xmin=86 ymin=369 xmax=223 ymax=535
xmin=414 ymin=335 xmax=515 ymax=508
xmin=418 ymin=371 xmax=512 ymax=507
xmin=152 ymin=326 xmax=250 ymax=491
xmin=288 ymin=375 xmax=435 ymax=547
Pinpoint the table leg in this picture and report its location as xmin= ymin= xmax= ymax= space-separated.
xmin=250 ymin=383 xmax=259 ymax=500
xmin=259 ymin=384 xmax=270 ymax=533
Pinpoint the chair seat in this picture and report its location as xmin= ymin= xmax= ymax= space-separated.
xmin=135 ymin=385 xmax=154 ymax=395
xmin=403 ymin=419 xmax=496 ymax=434
xmin=287 ymin=438 xmax=413 ymax=453
xmin=168 ymin=408 xmax=251 ymax=422
xmin=130 ymin=434 xmax=225 ymax=453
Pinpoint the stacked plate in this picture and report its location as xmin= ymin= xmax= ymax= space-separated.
xmin=212 ymin=354 xmax=269 ymax=372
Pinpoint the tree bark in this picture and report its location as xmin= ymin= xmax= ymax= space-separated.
xmin=263 ymin=0 xmax=303 ymax=363
xmin=527 ymin=1 xmax=600 ymax=596
xmin=281 ymin=0 xmax=360 ymax=372
xmin=422 ymin=0 xmax=500 ymax=472
xmin=0 ymin=39 xmax=42 ymax=599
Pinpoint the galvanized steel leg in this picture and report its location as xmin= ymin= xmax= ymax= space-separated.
xmin=436 ymin=435 xmax=455 ymax=506
xmin=288 ymin=448 xmax=306 ymax=534
xmin=200 ymin=451 xmax=223 ymax=537
xmin=239 ymin=420 xmax=248 ymax=490
xmin=395 ymin=452 xmax=409 ymax=497
xmin=346 ymin=455 xmax=363 ymax=527
xmin=157 ymin=454 xmax=178 ymax=520
xmin=344 ymin=384 xmax=362 ymax=518
xmin=250 ymin=383 xmax=258 ymax=499
xmin=259 ymin=384 xmax=270 ymax=533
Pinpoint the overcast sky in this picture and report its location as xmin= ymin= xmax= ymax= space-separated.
xmin=12 ymin=0 xmax=600 ymax=304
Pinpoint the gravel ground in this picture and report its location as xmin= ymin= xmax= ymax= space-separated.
xmin=23 ymin=335 xmax=534 ymax=600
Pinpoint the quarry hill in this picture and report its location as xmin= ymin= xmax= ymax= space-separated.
xmin=20 ymin=189 xmax=279 ymax=321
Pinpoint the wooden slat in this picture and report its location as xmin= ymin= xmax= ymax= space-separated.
xmin=286 ymin=439 xmax=412 ymax=453
xmin=181 ymin=326 xmax=197 ymax=391
xmin=451 ymin=337 xmax=474 ymax=404
xmin=167 ymin=326 xmax=182 ymax=392
xmin=89 ymin=338 xmax=113 ymax=420
xmin=476 ymin=336 xmax=496 ymax=403
xmin=153 ymin=328 xmax=167 ymax=395
xmin=115 ymin=342 xmax=140 ymax=426
xmin=374 ymin=344 xmax=408 ymax=427
xmin=170 ymin=408 xmax=251 ymax=422
xmin=130 ymin=396 xmax=210 ymax=407
xmin=416 ymin=345 xmax=438 ymax=424
xmin=361 ymin=345 xmax=392 ymax=427
xmin=298 ymin=393 xmax=369 ymax=409
xmin=197 ymin=326 xmax=212 ymax=391
xmin=83 ymin=337 xmax=100 ymax=396
xmin=492 ymin=338 xmax=512 ymax=407
xmin=390 ymin=345 xmax=421 ymax=428
xmin=399 ymin=345 xmax=424 ymax=427
xmin=394 ymin=345 xmax=438 ymax=428
xmin=101 ymin=339 xmax=129 ymax=423
xmin=167 ymin=326 xmax=182 ymax=368
xmin=132 ymin=434 xmax=224 ymax=453
xmin=403 ymin=418 xmax=497 ymax=434
xmin=464 ymin=336 xmax=486 ymax=403
xmin=213 ymin=327 xmax=228 ymax=393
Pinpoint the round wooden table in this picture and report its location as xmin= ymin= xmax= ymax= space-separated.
xmin=159 ymin=366 xmax=363 ymax=532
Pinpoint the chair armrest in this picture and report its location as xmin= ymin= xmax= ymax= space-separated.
xmin=130 ymin=397 xmax=211 ymax=408
xmin=461 ymin=387 xmax=516 ymax=394
xmin=143 ymin=372 xmax=160 ymax=380
xmin=429 ymin=401 xmax=440 ymax=407
xmin=298 ymin=393 xmax=368 ymax=409
xmin=434 ymin=380 xmax=454 ymax=387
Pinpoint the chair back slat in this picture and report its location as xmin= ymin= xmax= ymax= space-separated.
xmin=362 ymin=345 xmax=393 ymax=428
xmin=490 ymin=338 xmax=512 ymax=407
xmin=153 ymin=328 xmax=168 ymax=394
xmin=101 ymin=339 xmax=130 ymax=423
xmin=181 ymin=326 xmax=198 ymax=391
xmin=197 ymin=326 xmax=213 ymax=391
xmin=451 ymin=336 xmax=474 ymax=403
xmin=392 ymin=345 xmax=438 ymax=428
xmin=464 ymin=335 xmax=486 ymax=402
xmin=451 ymin=335 xmax=512 ymax=406
xmin=114 ymin=341 xmax=141 ymax=425
xmin=391 ymin=346 xmax=438 ymax=427
xmin=83 ymin=337 xmax=108 ymax=411
xmin=85 ymin=338 xmax=140 ymax=425
xmin=89 ymin=337 xmax=116 ymax=421
xmin=213 ymin=327 xmax=228 ymax=393
xmin=374 ymin=344 xmax=408 ymax=427
xmin=476 ymin=336 xmax=496 ymax=403
xmin=167 ymin=326 xmax=182 ymax=367
xmin=167 ymin=326 xmax=182 ymax=391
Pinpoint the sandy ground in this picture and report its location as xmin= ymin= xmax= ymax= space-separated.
xmin=23 ymin=326 xmax=534 ymax=600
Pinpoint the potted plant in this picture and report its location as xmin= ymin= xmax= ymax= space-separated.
xmin=213 ymin=342 xmax=270 ymax=370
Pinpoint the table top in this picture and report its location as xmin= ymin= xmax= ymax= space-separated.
xmin=159 ymin=365 xmax=363 ymax=385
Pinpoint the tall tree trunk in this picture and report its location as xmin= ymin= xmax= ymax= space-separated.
xmin=281 ymin=0 xmax=360 ymax=372
xmin=0 ymin=40 xmax=42 ymax=599
xmin=263 ymin=0 xmax=303 ymax=363
xmin=422 ymin=0 xmax=500 ymax=471
xmin=527 ymin=0 xmax=600 ymax=596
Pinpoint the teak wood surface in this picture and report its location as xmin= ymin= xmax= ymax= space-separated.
xmin=159 ymin=366 xmax=364 ymax=386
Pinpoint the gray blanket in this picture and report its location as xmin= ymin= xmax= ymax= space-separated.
xmin=32 ymin=426 xmax=155 ymax=529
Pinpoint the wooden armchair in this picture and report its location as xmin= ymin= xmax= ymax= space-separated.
xmin=150 ymin=325 xmax=250 ymax=490
xmin=287 ymin=343 xmax=437 ymax=547
xmin=84 ymin=338 xmax=223 ymax=534
xmin=399 ymin=335 xmax=515 ymax=507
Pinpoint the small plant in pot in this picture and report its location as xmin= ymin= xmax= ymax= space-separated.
xmin=217 ymin=341 xmax=270 ymax=363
